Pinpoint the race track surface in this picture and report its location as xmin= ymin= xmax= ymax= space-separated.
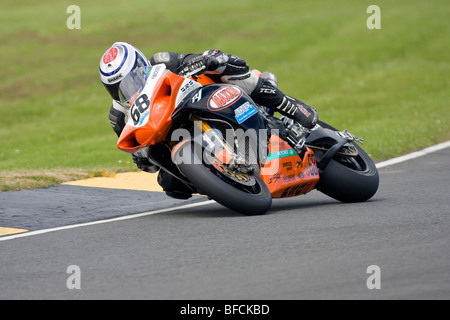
xmin=0 ymin=146 xmax=449 ymax=300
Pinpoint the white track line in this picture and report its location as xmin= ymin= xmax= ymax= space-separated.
xmin=0 ymin=200 xmax=216 ymax=242
xmin=376 ymin=140 xmax=450 ymax=169
xmin=1 ymin=140 xmax=450 ymax=242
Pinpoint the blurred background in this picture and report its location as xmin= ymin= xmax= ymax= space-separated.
xmin=0 ymin=0 xmax=448 ymax=190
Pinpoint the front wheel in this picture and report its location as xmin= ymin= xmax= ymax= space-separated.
xmin=176 ymin=142 xmax=272 ymax=215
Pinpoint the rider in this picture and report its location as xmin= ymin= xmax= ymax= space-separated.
xmin=99 ymin=42 xmax=319 ymax=199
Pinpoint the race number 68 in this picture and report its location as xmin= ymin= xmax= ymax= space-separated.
xmin=130 ymin=94 xmax=150 ymax=124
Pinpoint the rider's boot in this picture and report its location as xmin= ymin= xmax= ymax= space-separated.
xmin=250 ymin=78 xmax=318 ymax=129
xmin=157 ymin=170 xmax=193 ymax=200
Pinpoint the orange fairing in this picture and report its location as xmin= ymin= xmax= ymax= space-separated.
xmin=260 ymin=135 xmax=320 ymax=198
xmin=117 ymin=72 xmax=186 ymax=153
xmin=195 ymin=74 xmax=215 ymax=86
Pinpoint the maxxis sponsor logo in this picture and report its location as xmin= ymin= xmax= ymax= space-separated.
xmin=207 ymin=86 xmax=243 ymax=111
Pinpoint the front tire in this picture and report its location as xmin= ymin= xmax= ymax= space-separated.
xmin=176 ymin=142 xmax=272 ymax=215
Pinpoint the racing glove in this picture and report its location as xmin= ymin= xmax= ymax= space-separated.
xmin=132 ymin=148 xmax=159 ymax=173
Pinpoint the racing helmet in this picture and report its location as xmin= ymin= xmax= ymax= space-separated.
xmin=99 ymin=42 xmax=149 ymax=102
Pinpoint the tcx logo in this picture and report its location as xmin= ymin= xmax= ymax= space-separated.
xmin=259 ymin=88 xmax=276 ymax=94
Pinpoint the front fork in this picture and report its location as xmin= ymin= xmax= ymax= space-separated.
xmin=190 ymin=116 xmax=253 ymax=174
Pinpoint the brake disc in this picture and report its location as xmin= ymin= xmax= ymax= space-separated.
xmin=211 ymin=158 xmax=256 ymax=186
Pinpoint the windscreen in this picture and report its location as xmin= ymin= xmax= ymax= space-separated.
xmin=118 ymin=59 xmax=150 ymax=107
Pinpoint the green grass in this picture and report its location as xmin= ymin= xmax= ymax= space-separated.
xmin=0 ymin=0 xmax=449 ymax=190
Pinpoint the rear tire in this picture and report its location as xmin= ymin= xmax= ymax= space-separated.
xmin=176 ymin=143 xmax=272 ymax=215
xmin=315 ymin=121 xmax=379 ymax=202
xmin=316 ymin=144 xmax=379 ymax=202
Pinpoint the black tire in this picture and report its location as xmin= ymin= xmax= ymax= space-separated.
xmin=176 ymin=143 xmax=272 ymax=215
xmin=315 ymin=121 xmax=379 ymax=203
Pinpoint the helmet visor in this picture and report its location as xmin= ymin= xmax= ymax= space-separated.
xmin=118 ymin=58 xmax=150 ymax=107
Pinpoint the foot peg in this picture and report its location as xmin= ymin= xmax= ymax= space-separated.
xmin=336 ymin=129 xmax=364 ymax=144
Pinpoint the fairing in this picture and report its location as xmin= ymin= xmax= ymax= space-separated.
xmin=117 ymin=64 xmax=199 ymax=153
xmin=260 ymin=135 xmax=319 ymax=198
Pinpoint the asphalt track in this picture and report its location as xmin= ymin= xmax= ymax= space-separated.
xmin=0 ymin=143 xmax=449 ymax=300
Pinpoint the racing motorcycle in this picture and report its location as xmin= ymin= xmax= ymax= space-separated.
xmin=116 ymin=61 xmax=379 ymax=215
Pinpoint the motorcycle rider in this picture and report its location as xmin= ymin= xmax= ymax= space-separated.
xmin=99 ymin=42 xmax=318 ymax=199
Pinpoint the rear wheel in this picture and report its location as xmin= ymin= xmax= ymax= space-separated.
xmin=315 ymin=122 xmax=379 ymax=202
xmin=176 ymin=142 xmax=272 ymax=215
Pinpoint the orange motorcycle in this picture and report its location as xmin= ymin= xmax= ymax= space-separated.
xmin=116 ymin=63 xmax=379 ymax=215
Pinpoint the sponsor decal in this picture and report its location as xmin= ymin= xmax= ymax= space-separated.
xmin=234 ymin=101 xmax=258 ymax=124
xmin=280 ymin=182 xmax=313 ymax=198
xmin=266 ymin=148 xmax=297 ymax=161
xmin=283 ymin=174 xmax=296 ymax=181
xmin=282 ymin=161 xmax=293 ymax=171
xmin=107 ymin=73 xmax=122 ymax=83
xmin=268 ymin=172 xmax=281 ymax=184
xmin=176 ymin=79 xmax=202 ymax=109
xmin=298 ymin=104 xmax=311 ymax=117
xmin=259 ymin=87 xmax=276 ymax=94
xmin=150 ymin=65 xmax=163 ymax=79
xmin=191 ymin=90 xmax=202 ymax=103
xmin=207 ymin=86 xmax=243 ymax=111
xmin=103 ymin=47 xmax=118 ymax=64
xmin=180 ymin=79 xmax=196 ymax=93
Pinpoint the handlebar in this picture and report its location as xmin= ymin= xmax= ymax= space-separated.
xmin=178 ymin=55 xmax=218 ymax=78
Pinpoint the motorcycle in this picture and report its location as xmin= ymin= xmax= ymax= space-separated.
xmin=116 ymin=62 xmax=379 ymax=215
